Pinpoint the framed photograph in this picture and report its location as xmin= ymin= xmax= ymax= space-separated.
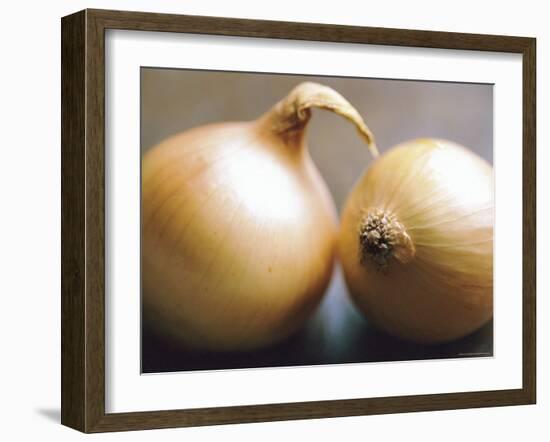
xmin=61 ymin=9 xmax=536 ymax=433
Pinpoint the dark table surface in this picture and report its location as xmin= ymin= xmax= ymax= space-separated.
xmin=142 ymin=266 xmax=493 ymax=374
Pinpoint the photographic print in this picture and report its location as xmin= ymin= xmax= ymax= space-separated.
xmin=61 ymin=9 xmax=535 ymax=432
xmin=140 ymin=69 xmax=494 ymax=374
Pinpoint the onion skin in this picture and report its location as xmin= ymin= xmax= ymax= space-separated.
xmin=339 ymin=139 xmax=493 ymax=344
xmin=142 ymin=82 xmax=377 ymax=352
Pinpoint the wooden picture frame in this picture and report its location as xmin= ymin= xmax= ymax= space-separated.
xmin=61 ymin=8 xmax=536 ymax=433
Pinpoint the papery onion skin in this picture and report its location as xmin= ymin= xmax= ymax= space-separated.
xmin=142 ymin=82 xmax=377 ymax=352
xmin=339 ymin=139 xmax=493 ymax=344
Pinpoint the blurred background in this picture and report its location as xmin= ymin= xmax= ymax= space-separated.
xmin=141 ymin=68 xmax=493 ymax=373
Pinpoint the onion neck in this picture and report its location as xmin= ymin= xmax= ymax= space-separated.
xmin=358 ymin=209 xmax=415 ymax=270
xmin=257 ymin=82 xmax=379 ymax=157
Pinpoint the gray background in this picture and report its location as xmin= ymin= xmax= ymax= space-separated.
xmin=141 ymin=68 xmax=493 ymax=373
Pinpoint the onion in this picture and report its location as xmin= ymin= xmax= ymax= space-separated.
xmin=142 ymin=82 xmax=378 ymax=351
xmin=339 ymin=139 xmax=493 ymax=343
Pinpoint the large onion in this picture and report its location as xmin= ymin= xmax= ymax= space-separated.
xmin=142 ymin=82 xmax=378 ymax=351
xmin=339 ymin=139 xmax=493 ymax=343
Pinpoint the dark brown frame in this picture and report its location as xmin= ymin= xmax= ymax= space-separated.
xmin=61 ymin=8 xmax=536 ymax=433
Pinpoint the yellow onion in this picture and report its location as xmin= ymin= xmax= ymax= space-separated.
xmin=339 ymin=139 xmax=493 ymax=343
xmin=142 ymin=82 xmax=378 ymax=351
